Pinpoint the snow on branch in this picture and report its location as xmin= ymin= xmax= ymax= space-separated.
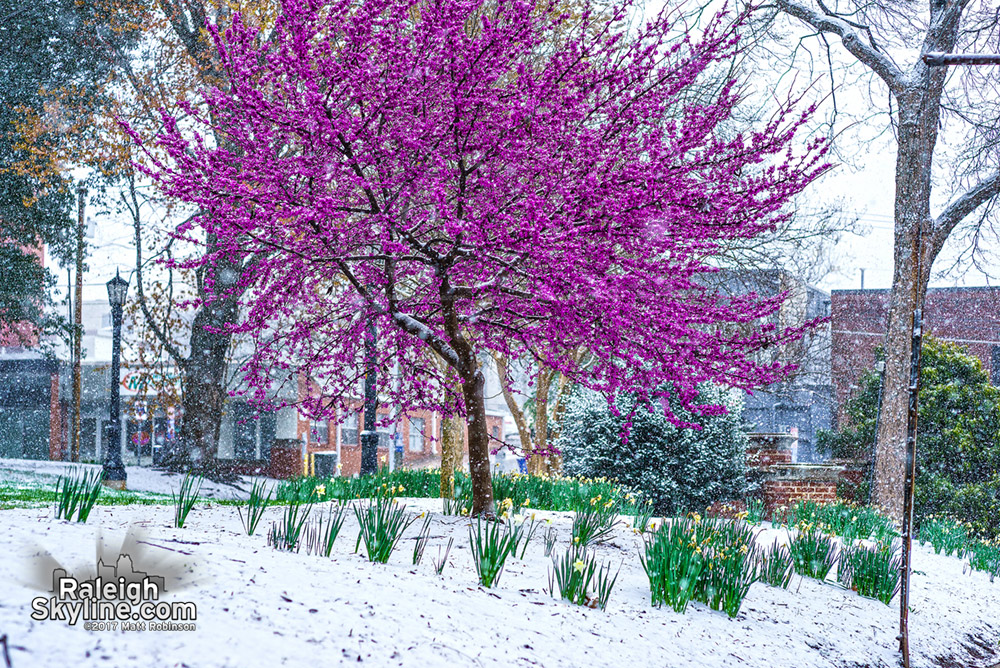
xmin=775 ymin=0 xmax=904 ymax=95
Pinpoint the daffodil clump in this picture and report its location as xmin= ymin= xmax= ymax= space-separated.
xmin=303 ymin=502 xmax=348 ymax=558
xmin=469 ymin=517 xmax=515 ymax=588
xmin=788 ymin=521 xmax=839 ymax=581
xmin=354 ymin=494 xmax=418 ymax=563
xmin=919 ymin=515 xmax=971 ymax=557
xmin=53 ymin=467 xmax=103 ymax=523
xmin=629 ymin=497 xmax=657 ymax=534
xmin=837 ymin=537 xmax=901 ymax=605
xmin=275 ymin=469 xmax=631 ymax=513
xmin=691 ymin=517 xmax=759 ymax=618
xmin=237 ymin=478 xmax=274 ymax=536
xmin=571 ymin=495 xmax=621 ymax=547
xmin=758 ymin=538 xmax=793 ymax=589
xmin=640 ymin=517 xmax=706 ymax=613
xmin=744 ymin=497 xmax=766 ymax=525
xmin=172 ymin=472 xmax=203 ymax=529
xmin=967 ymin=538 xmax=1000 ymax=582
xmin=267 ymin=496 xmax=314 ymax=552
xmin=506 ymin=512 xmax=540 ymax=559
xmin=276 ymin=469 xmax=441 ymax=504
xmin=547 ymin=545 xmax=620 ymax=611
xmin=774 ymin=500 xmax=896 ymax=544
xmin=490 ymin=469 xmax=625 ymax=514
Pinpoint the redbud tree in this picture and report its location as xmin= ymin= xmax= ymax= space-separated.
xmin=135 ymin=0 xmax=829 ymax=515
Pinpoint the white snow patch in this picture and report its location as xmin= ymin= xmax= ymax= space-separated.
xmin=0 ymin=472 xmax=998 ymax=667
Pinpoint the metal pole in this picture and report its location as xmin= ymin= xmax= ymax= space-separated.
xmin=359 ymin=319 xmax=378 ymax=476
xmin=65 ymin=268 xmax=72 ymax=461
xmin=897 ymin=53 xmax=999 ymax=666
xmin=71 ymin=186 xmax=86 ymax=462
xmin=922 ymin=52 xmax=1000 ymax=66
xmin=899 ymin=220 xmax=924 ymax=667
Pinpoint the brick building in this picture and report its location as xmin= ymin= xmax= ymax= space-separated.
xmin=294 ymin=400 xmax=505 ymax=478
xmin=830 ymin=286 xmax=1000 ymax=425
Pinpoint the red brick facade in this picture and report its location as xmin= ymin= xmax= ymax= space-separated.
xmin=292 ymin=378 xmax=506 ymax=478
xmin=831 ymin=287 xmax=1000 ymax=425
xmin=762 ymin=476 xmax=838 ymax=510
xmin=747 ymin=434 xmax=846 ymax=512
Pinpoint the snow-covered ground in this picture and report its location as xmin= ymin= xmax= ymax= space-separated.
xmin=0 ymin=457 xmax=253 ymax=500
xmin=1 ymin=462 xmax=998 ymax=668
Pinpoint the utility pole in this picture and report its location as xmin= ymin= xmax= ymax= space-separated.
xmin=894 ymin=50 xmax=1000 ymax=668
xmin=71 ymin=186 xmax=86 ymax=463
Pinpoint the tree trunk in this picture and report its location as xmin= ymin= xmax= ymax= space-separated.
xmin=173 ymin=255 xmax=240 ymax=476
xmin=461 ymin=366 xmax=495 ymax=517
xmin=439 ymin=413 xmax=464 ymax=499
xmin=494 ymin=354 xmax=534 ymax=461
xmin=872 ymin=90 xmax=940 ymax=521
xmin=495 ymin=353 xmax=576 ymax=477
xmin=544 ymin=369 xmax=573 ymax=476
xmin=526 ymin=368 xmax=552 ymax=476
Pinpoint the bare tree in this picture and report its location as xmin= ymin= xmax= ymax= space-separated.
xmin=760 ymin=0 xmax=1000 ymax=519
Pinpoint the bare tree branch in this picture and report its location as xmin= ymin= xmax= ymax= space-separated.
xmin=775 ymin=0 xmax=904 ymax=95
xmin=931 ymin=170 xmax=1000 ymax=255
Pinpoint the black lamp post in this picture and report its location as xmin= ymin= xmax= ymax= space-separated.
xmin=359 ymin=320 xmax=378 ymax=476
xmin=103 ymin=269 xmax=129 ymax=489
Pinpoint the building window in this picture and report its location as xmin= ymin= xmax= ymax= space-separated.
xmin=409 ymin=418 xmax=425 ymax=452
xmin=310 ymin=419 xmax=328 ymax=445
xmin=492 ymin=425 xmax=500 ymax=440
xmin=377 ymin=422 xmax=392 ymax=449
xmin=340 ymin=412 xmax=358 ymax=446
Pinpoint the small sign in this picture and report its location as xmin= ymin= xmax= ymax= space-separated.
xmin=120 ymin=369 xmax=182 ymax=396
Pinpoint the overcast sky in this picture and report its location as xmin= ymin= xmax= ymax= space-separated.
xmin=51 ymin=1 xmax=1000 ymax=306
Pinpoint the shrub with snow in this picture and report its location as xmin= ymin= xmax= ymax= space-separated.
xmin=558 ymin=385 xmax=751 ymax=515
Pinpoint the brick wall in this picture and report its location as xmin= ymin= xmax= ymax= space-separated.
xmin=763 ymin=478 xmax=838 ymax=510
xmin=746 ymin=432 xmax=848 ymax=512
xmin=831 ymin=286 xmax=1000 ymax=426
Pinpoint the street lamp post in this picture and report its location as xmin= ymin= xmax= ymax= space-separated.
xmin=359 ymin=320 xmax=378 ymax=476
xmin=103 ymin=269 xmax=129 ymax=490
